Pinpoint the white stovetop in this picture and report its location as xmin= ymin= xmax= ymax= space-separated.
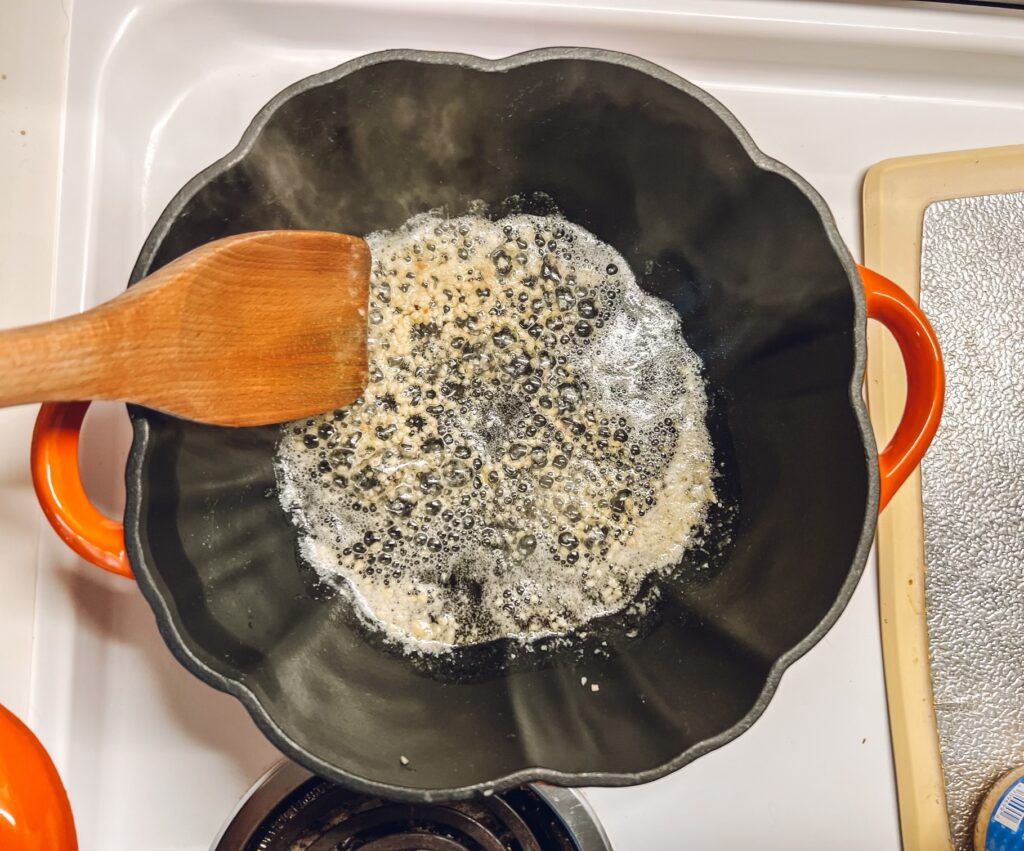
xmin=4 ymin=1 xmax=1024 ymax=849
xmin=0 ymin=0 xmax=69 ymax=720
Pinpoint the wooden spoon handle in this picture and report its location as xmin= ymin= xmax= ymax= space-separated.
xmin=0 ymin=297 xmax=141 ymax=407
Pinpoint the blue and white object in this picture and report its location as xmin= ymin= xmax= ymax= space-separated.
xmin=979 ymin=771 xmax=1024 ymax=851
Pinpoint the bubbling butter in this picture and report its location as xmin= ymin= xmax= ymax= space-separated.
xmin=276 ymin=212 xmax=715 ymax=651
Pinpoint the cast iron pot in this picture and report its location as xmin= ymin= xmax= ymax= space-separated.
xmin=31 ymin=48 xmax=943 ymax=801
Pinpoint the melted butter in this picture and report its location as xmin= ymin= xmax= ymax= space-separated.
xmin=276 ymin=212 xmax=715 ymax=652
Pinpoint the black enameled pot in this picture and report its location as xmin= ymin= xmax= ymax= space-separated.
xmin=32 ymin=49 xmax=942 ymax=801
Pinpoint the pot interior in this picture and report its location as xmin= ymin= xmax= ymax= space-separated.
xmin=128 ymin=54 xmax=870 ymax=794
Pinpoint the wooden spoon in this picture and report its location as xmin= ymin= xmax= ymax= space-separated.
xmin=0 ymin=230 xmax=370 ymax=426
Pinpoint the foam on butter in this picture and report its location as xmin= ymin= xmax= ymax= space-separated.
xmin=276 ymin=212 xmax=715 ymax=652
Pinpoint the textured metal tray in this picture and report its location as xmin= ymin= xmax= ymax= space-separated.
xmin=921 ymin=190 xmax=1024 ymax=851
xmin=865 ymin=145 xmax=1024 ymax=851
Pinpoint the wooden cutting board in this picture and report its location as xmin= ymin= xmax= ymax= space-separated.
xmin=863 ymin=144 xmax=1024 ymax=851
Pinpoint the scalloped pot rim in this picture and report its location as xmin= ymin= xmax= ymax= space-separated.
xmin=122 ymin=47 xmax=879 ymax=802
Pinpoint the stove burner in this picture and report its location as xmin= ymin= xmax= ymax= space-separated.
xmin=212 ymin=762 xmax=612 ymax=851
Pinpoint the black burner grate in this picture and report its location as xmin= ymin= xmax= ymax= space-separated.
xmin=232 ymin=773 xmax=596 ymax=851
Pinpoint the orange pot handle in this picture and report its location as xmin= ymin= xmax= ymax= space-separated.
xmin=31 ymin=401 xmax=132 ymax=578
xmin=0 ymin=703 xmax=78 ymax=851
xmin=859 ymin=265 xmax=944 ymax=511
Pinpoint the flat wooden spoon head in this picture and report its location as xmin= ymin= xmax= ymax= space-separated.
xmin=0 ymin=230 xmax=371 ymax=426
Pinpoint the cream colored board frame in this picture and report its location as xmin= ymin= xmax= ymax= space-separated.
xmin=863 ymin=144 xmax=1024 ymax=851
